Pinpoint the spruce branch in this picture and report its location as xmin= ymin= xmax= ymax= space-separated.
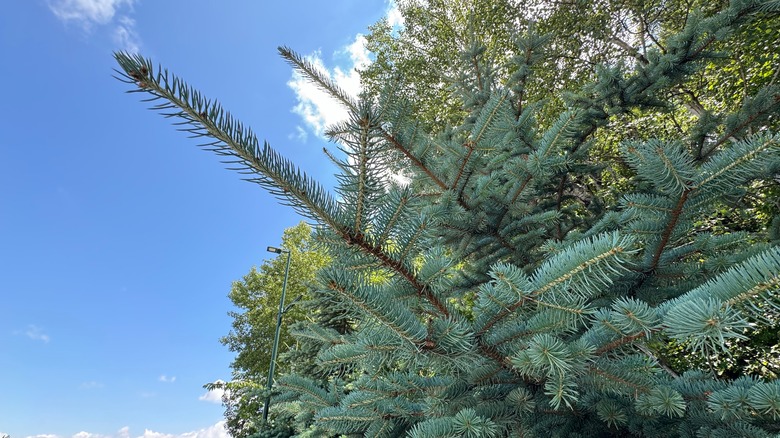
xmin=477 ymin=233 xmax=635 ymax=339
xmin=470 ymin=91 xmax=512 ymax=146
xmin=635 ymin=343 xmax=679 ymax=378
xmin=317 ymin=343 xmax=370 ymax=367
xmin=346 ymin=231 xmax=450 ymax=318
xmin=587 ymin=365 xmax=652 ymax=395
xmin=380 ymin=130 xmax=449 ymax=191
xmin=353 ymin=115 xmax=371 ymax=234
xmin=497 ymin=110 xmax=582 ymax=232
xmin=275 ymin=375 xmax=334 ymax=408
xmin=622 ymin=140 xmax=696 ymax=196
xmin=376 ymin=189 xmax=412 ymax=245
xmin=114 ymin=52 xmax=450 ymax=319
xmin=451 ymin=142 xmax=474 ymax=195
xmin=660 ymin=246 xmax=780 ymax=322
xmin=594 ymin=332 xmax=649 ymax=355
xmin=694 ymin=132 xmax=780 ymax=192
xmin=114 ymin=52 xmax=344 ymax=228
xmin=702 ymin=88 xmax=780 ymax=158
xmin=281 ymin=46 xmax=451 ymax=193
xmin=322 ymin=273 xmax=428 ymax=345
xmin=647 ymin=189 xmax=690 ymax=273
xmin=532 ymin=232 xmax=636 ymax=298
xmin=278 ymin=46 xmax=358 ymax=112
xmin=314 ymin=407 xmax=376 ymax=434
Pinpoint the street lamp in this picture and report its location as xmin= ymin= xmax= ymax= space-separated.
xmin=263 ymin=245 xmax=292 ymax=423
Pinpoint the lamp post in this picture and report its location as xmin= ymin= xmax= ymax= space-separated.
xmin=263 ymin=245 xmax=292 ymax=423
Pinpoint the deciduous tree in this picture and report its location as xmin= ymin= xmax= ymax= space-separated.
xmin=217 ymin=222 xmax=329 ymax=437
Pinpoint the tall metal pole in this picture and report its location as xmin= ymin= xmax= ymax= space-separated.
xmin=263 ymin=247 xmax=291 ymax=423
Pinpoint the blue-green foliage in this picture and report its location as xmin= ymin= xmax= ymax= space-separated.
xmin=115 ymin=0 xmax=780 ymax=436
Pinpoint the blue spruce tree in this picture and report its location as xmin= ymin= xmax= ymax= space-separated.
xmin=116 ymin=0 xmax=779 ymax=436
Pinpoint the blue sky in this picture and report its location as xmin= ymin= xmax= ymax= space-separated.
xmin=0 ymin=1 xmax=398 ymax=437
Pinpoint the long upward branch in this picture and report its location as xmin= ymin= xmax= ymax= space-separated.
xmin=279 ymin=46 xmax=358 ymax=111
xmin=279 ymin=47 xmax=450 ymax=191
xmin=115 ymin=53 xmax=449 ymax=318
xmin=115 ymin=53 xmax=343 ymax=229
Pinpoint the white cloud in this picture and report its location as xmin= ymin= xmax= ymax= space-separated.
xmin=287 ymin=33 xmax=371 ymax=138
xmin=385 ymin=0 xmax=404 ymax=29
xmin=72 ymin=432 xmax=108 ymax=438
xmin=48 ymin=0 xmax=134 ymax=25
xmin=15 ymin=324 xmax=51 ymax=343
xmin=287 ymin=52 xmax=350 ymax=138
xmin=198 ymin=380 xmax=225 ymax=404
xmin=287 ymin=2 xmax=404 ymax=139
xmin=158 ymin=375 xmax=176 ymax=383
xmin=22 ymin=422 xmax=228 ymax=438
xmin=136 ymin=422 xmax=228 ymax=438
xmin=48 ymin=0 xmax=141 ymax=52
xmin=136 ymin=431 xmax=171 ymax=438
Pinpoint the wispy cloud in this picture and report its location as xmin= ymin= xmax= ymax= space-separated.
xmin=158 ymin=375 xmax=176 ymax=383
xmin=113 ymin=16 xmax=140 ymax=53
xmin=14 ymin=324 xmax=51 ymax=343
xmin=48 ymin=0 xmax=133 ymax=25
xmin=48 ymin=0 xmax=141 ymax=52
xmin=79 ymin=381 xmax=105 ymax=390
xmin=288 ymin=125 xmax=309 ymax=143
xmin=23 ymin=422 xmax=229 ymax=438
